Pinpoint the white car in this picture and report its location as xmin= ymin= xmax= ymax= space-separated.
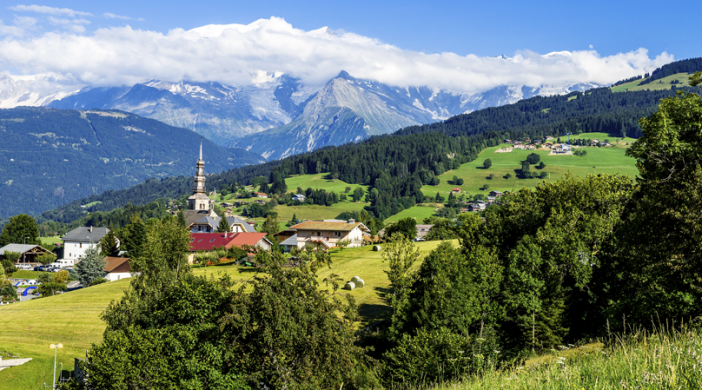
xmin=15 ymin=264 xmax=34 ymax=270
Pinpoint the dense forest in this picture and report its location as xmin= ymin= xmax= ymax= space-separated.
xmin=639 ymin=57 xmax=702 ymax=85
xmin=0 ymin=107 xmax=263 ymax=219
xmin=395 ymin=86 xmax=692 ymax=139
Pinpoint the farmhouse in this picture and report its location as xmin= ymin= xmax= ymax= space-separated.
xmin=256 ymin=192 xmax=268 ymax=198
xmin=292 ymin=194 xmax=306 ymax=202
xmin=290 ymin=220 xmax=370 ymax=249
xmin=104 ymin=257 xmax=132 ymax=282
xmin=62 ymin=226 xmax=111 ymax=262
xmin=451 ymin=188 xmax=462 ymax=194
xmin=415 ymin=225 xmax=434 ymax=241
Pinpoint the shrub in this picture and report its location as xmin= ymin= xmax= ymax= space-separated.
xmin=89 ymin=278 xmax=108 ymax=286
xmin=382 ymin=327 xmax=500 ymax=385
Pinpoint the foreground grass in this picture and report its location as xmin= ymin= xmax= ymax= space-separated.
xmin=0 ymin=280 xmax=130 ymax=390
xmin=431 ymin=325 xmax=702 ymax=390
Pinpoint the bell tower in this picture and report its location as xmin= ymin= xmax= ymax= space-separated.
xmin=188 ymin=138 xmax=211 ymax=211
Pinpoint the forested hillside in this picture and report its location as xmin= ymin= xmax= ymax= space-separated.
xmin=395 ymin=87 xmax=691 ymax=138
xmin=32 ymin=86 xmax=700 ymax=225
xmin=639 ymin=57 xmax=702 ymax=85
xmin=0 ymin=107 xmax=264 ymax=218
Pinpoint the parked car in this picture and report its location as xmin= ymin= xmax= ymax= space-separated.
xmin=15 ymin=264 xmax=33 ymax=271
xmin=34 ymin=265 xmax=45 ymax=271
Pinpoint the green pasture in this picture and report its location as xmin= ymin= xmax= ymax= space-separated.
xmin=38 ymin=237 xmax=62 ymax=247
xmin=565 ymin=131 xmax=637 ymax=146
xmin=9 ymin=270 xmax=48 ymax=280
xmin=420 ymin=143 xmax=638 ymax=198
xmin=610 ymin=72 xmax=693 ymax=92
xmin=284 ymin=173 xmax=369 ymax=195
xmin=385 ymin=204 xmax=440 ymax=223
xmin=0 ymin=280 xmax=131 ymax=390
xmin=0 ymin=240 xmax=452 ymax=389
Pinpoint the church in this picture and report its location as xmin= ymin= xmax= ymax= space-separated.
xmin=182 ymin=139 xmax=219 ymax=229
xmin=183 ymin=140 xmax=257 ymax=234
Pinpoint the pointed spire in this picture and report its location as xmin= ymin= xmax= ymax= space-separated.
xmin=199 ymin=137 xmax=203 ymax=160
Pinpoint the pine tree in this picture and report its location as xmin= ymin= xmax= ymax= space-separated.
xmin=216 ymin=215 xmax=230 ymax=233
xmin=72 ymin=246 xmax=107 ymax=286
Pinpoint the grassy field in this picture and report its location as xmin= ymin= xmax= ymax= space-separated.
xmin=385 ymin=204 xmax=440 ymax=223
xmin=0 ymin=280 xmax=131 ymax=390
xmin=285 ymin=173 xmax=369 ymax=196
xmin=38 ymin=237 xmax=62 ymax=247
xmin=420 ymin=142 xmax=637 ymax=199
xmin=9 ymin=270 xmax=48 ymax=280
xmin=610 ymin=72 xmax=693 ymax=93
xmin=566 ymin=131 xmax=637 ymax=147
xmin=432 ymin=325 xmax=702 ymax=390
xmin=0 ymin=240 xmax=452 ymax=389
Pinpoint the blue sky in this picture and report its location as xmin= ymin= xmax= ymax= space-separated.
xmin=0 ymin=1 xmax=693 ymax=93
xmin=4 ymin=0 xmax=695 ymax=59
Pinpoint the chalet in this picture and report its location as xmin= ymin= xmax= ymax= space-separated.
xmin=256 ymin=193 xmax=268 ymax=198
xmin=489 ymin=190 xmax=503 ymax=197
xmin=292 ymin=194 xmax=306 ymax=202
xmin=0 ymin=244 xmax=52 ymax=263
xmin=290 ymin=220 xmax=370 ymax=249
xmin=190 ymin=215 xmax=256 ymax=234
xmin=104 ymin=257 xmax=132 ymax=281
xmin=228 ymin=216 xmax=256 ymax=233
xmin=487 ymin=196 xmax=496 ymax=203
xmin=545 ymin=136 xmax=555 ymax=140
xmin=62 ymin=226 xmax=112 ymax=263
xmin=274 ymin=229 xmax=297 ymax=242
xmin=451 ymin=188 xmax=462 ymax=194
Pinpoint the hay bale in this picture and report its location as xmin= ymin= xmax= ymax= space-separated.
xmin=373 ymin=245 xmax=382 ymax=252
xmin=355 ymin=278 xmax=365 ymax=288
xmin=351 ymin=276 xmax=361 ymax=283
xmin=344 ymin=281 xmax=356 ymax=291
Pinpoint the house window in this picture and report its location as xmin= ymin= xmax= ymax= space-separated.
xmin=79 ymin=243 xmax=82 ymax=249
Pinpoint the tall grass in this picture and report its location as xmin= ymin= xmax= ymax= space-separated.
xmin=424 ymin=320 xmax=702 ymax=390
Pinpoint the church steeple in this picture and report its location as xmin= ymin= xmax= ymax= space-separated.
xmin=187 ymin=137 xmax=210 ymax=211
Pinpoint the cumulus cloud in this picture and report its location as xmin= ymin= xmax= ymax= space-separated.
xmin=0 ymin=17 xmax=674 ymax=94
xmin=9 ymin=4 xmax=92 ymax=17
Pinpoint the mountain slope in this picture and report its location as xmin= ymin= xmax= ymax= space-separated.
xmin=0 ymin=107 xmax=264 ymax=218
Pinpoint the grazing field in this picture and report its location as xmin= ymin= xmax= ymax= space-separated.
xmin=610 ymin=72 xmax=693 ymax=92
xmin=0 ymin=240 xmax=452 ymax=389
xmin=38 ymin=237 xmax=62 ymax=246
xmin=0 ymin=280 xmax=130 ymax=390
xmin=565 ymin=132 xmax=637 ymax=147
xmin=285 ymin=173 xmax=369 ymax=195
xmin=420 ymin=142 xmax=637 ymax=199
xmin=385 ymin=204 xmax=440 ymax=223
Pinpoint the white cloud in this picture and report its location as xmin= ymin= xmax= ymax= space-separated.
xmin=0 ymin=17 xmax=673 ymax=94
xmin=48 ymin=17 xmax=90 ymax=25
xmin=103 ymin=12 xmax=143 ymax=21
xmin=9 ymin=4 xmax=92 ymax=17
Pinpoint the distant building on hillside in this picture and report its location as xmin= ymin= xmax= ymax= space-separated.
xmin=62 ymin=226 xmax=111 ymax=262
xmin=290 ymin=220 xmax=369 ymax=249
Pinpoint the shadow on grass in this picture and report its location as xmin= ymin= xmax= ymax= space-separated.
xmin=358 ymin=303 xmax=392 ymax=325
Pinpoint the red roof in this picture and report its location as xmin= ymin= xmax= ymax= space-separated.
xmin=189 ymin=232 xmax=268 ymax=251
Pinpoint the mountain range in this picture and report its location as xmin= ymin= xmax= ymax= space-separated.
xmin=35 ymin=71 xmax=600 ymax=160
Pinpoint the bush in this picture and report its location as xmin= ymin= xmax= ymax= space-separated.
xmin=89 ymin=278 xmax=108 ymax=286
xmin=526 ymin=153 xmax=541 ymax=165
xmin=382 ymin=327 xmax=500 ymax=385
xmin=504 ymin=173 xmax=512 ymax=179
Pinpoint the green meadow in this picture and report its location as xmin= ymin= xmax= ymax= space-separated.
xmin=420 ymin=142 xmax=637 ymax=199
xmin=284 ymin=173 xmax=369 ymax=195
xmin=610 ymin=72 xmax=693 ymax=92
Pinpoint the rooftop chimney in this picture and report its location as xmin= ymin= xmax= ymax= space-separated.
xmin=348 ymin=219 xmax=356 ymax=223
xmin=89 ymin=226 xmax=93 ymax=233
